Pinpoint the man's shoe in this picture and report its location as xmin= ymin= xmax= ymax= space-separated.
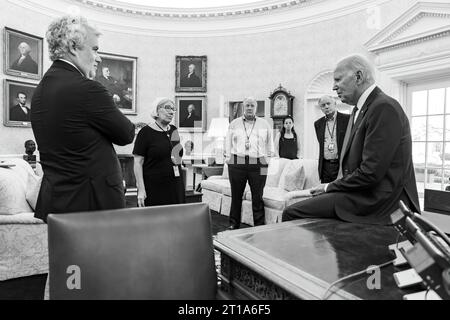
xmin=226 ymin=225 xmax=239 ymax=231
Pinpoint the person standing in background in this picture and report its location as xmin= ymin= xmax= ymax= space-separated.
xmin=274 ymin=115 xmax=301 ymax=159
xmin=225 ymin=97 xmax=274 ymax=230
xmin=133 ymin=97 xmax=185 ymax=207
xmin=314 ymin=95 xmax=350 ymax=183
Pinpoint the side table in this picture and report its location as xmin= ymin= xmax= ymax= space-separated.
xmin=192 ymin=164 xmax=224 ymax=192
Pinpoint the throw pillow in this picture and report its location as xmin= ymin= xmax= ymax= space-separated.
xmin=279 ymin=162 xmax=306 ymax=192
xmin=26 ymin=173 xmax=42 ymax=211
xmin=222 ymin=162 xmax=229 ymax=179
xmin=266 ymin=158 xmax=289 ymax=187
xmin=0 ymin=168 xmax=34 ymax=215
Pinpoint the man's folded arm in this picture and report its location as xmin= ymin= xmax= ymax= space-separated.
xmin=85 ymin=80 xmax=135 ymax=146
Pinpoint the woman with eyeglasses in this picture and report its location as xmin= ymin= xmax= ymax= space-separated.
xmin=133 ymin=97 xmax=185 ymax=207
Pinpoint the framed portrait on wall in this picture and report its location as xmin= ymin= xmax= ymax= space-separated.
xmin=175 ymin=56 xmax=207 ymax=92
xmin=95 ymin=52 xmax=137 ymax=115
xmin=3 ymin=79 xmax=37 ymax=128
xmin=175 ymin=95 xmax=207 ymax=132
xmin=228 ymin=100 xmax=265 ymax=122
xmin=4 ymin=27 xmax=43 ymax=80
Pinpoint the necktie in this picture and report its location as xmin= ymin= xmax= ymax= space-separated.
xmin=337 ymin=106 xmax=358 ymax=179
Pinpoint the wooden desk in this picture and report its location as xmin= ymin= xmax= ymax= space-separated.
xmin=214 ymin=219 xmax=416 ymax=300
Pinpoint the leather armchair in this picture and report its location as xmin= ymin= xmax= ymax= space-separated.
xmin=47 ymin=203 xmax=217 ymax=299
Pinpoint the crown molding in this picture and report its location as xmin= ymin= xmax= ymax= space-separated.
xmin=365 ymin=1 xmax=450 ymax=53
xmin=8 ymin=0 xmax=391 ymax=37
xmin=70 ymin=0 xmax=317 ymax=18
xmin=376 ymin=50 xmax=450 ymax=82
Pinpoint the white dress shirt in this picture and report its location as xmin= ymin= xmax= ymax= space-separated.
xmin=354 ymin=84 xmax=376 ymax=123
xmin=225 ymin=116 xmax=274 ymax=160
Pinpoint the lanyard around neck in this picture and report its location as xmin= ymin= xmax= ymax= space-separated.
xmin=326 ymin=118 xmax=337 ymax=139
xmin=154 ymin=122 xmax=172 ymax=144
xmin=243 ymin=118 xmax=256 ymax=141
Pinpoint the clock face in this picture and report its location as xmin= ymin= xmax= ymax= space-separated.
xmin=273 ymin=94 xmax=288 ymax=116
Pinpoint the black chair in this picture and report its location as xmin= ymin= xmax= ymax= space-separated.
xmin=47 ymin=203 xmax=218 ymax=299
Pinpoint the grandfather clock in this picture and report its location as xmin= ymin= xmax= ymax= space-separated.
xmin=269 ymin=84 xmax=295 ymax=130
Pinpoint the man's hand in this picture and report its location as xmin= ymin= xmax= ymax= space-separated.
xmin=310 ymin=183 xmax=327 ymax=196
xmin=137 ymin=189 xmax=147 ymax=207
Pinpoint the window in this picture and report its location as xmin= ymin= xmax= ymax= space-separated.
xmin=409 ymin=82 xmax=450 ymax=197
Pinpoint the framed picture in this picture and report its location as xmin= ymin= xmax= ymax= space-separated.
xmin=95 ymin=52 xmax=137 ymax=115
xmin=175 ymin=56 xmax=207 ymax=92
xmin=273 ymin=118 xmax=284 ymax=132
xmin=228 ymin=100 xmax=265 ymax=122
xmin=269 ymin=84 xmax=294 ymax=119
xmin=4 ymin=27 xmax=43 ymax=80
xmin=3 ymin=79 xmax=37 ymax=127
xmin=175 ymin=96 xmax=207 ymax=132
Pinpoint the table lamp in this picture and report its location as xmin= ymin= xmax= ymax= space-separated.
xmin=207 ymin=117 xmax=229 ymax=165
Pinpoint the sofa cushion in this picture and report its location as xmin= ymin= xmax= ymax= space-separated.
xmin=265 ymin=158 xmax=290 ymax=188
xmin=302 ymin=159 xmax=320 ymax=189
xmin=0 ymin=167 xmax=33 ymax=215
xmin=222 ymin=162 xmax=228 ymax=179
xmin=26 ymin=173 xmax=42 ymax=211
xmin=279 ymin=160 xmax=306 ymax=192
xmin=201 ymin=178 xmax=229 ymax=194
xmin=245 ymin=187 xmax=287 ymax=211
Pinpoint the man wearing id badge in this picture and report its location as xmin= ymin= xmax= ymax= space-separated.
xmin=133 ymin=97 xmax=186 ymax=207
xmin=314 ymin=95 xmax=350 ymax=183
xmin=224 ymin=97 xmax=274 ymax=230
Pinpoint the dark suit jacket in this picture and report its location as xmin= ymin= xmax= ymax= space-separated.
xmin=181 ymin=73 xmax=201 ymax=87
xmin=314 ymin=112 xmax=350 ymax=182
xmin=31 ymin=60 xmax=135 ymax=222
xmin=11 ymin=55 xmax=38 ymax=74
xmin=180 ymin=113 xmax=200 ymax=127
xmin=10 ymin=104 xmax=31 ymax=122
xmin=327 ymin=87 xmax=420 ymax=224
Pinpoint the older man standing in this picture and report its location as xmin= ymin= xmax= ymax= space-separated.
xmin=314 ymin=95 xmax=350 ymax=183
xmin=31 ymin=15 xmax=135 ymax=222
xmin=225 ymin=97 xmax=274 ymax=229
xmin=283 ymin=54 xmax=419 ymax=225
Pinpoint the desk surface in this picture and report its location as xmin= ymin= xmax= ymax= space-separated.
xmin=214 ymin=219 xmax=417 ymax=300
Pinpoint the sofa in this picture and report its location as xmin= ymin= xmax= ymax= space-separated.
xmin=201 ymin=157 xmax=320 ymax=226
xmin=0 ymin=158 xmax=47 ymax=290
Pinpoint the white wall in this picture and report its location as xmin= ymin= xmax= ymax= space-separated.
xmin=0 ymin=0 xmax=418 ymax=157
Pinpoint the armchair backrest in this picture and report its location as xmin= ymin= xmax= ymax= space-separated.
xmin=48 ymin=203 xmax=217 ymax=299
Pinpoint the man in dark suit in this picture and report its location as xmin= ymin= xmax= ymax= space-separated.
xmin=97 ymin=66 xmax=122 ymax=102
xmin=314 ymin=95 xmax=350 ymax=183
xmin=180 ymin=104 xmax=200 ymax=127
xmin=31 ymin=15 xmax=135 ymax=222
xmin=10 ymin=92 xmax=31 ymax=121
xmin=283 ymin=54 xmax=420 ymax=225
xmin=11 ymin=42 xmax=38 ymax=74
xmin=180 ymin=64 xmax=201 ymax=87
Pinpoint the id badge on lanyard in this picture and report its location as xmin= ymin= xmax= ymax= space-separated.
xmin=173 ymin=165 xmax=180 ymax=177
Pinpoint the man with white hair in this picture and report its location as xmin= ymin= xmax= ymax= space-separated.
xmin=283 ymin=54 xmax=420 ymax=225
xmin=31 ymin=15 xmax=135 ymax=222
xmin=225 ymin=97 xmax=274 ymax=230
xmin=11 ymin=41 xmax=38 ymax=74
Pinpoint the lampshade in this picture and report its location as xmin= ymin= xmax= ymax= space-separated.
xmin=207 ymin=117 xmax=229 ymax=138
